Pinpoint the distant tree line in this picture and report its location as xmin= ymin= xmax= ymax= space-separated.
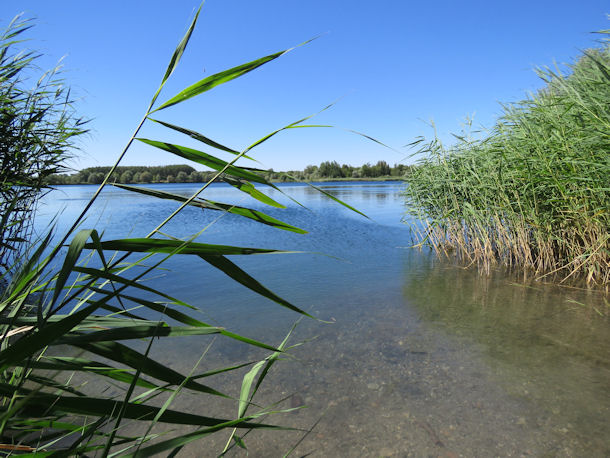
xmin=46 ymin=160 xmax=412 ymax=185
xmin=46 ymin=165 xmax=218 ymax=185
xmin=268 ymin=160 xmax=412 ymax=181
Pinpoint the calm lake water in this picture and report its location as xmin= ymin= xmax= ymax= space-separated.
xmin=37 ymin=182 xmax=609 ymax=457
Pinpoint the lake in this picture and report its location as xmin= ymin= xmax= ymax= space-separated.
xmin=36 ymin=181 xmax=610 ymax=457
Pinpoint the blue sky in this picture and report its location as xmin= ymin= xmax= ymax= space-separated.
xmin=2 ymin=1 xmax=608 ymax=171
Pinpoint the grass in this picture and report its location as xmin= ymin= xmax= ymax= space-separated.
xmin=403 ymin=31 xmax=610 ymax=287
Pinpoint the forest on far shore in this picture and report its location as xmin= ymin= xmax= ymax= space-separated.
xmin=46 ymin=160 xmax=412 ymax=185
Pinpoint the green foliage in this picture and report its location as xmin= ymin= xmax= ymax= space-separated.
xmin=0 ymin=16 xmax=87 ymax=274
xmin=47 ymin=164 xmax=202 ymax=184
xmin=120 ymin=170 xmax=133 ymax=183
xmin=140 ymin=171 xmax=153 ymax=183
xmin=282 ymin=160 xmax=410 ymax=181
xmin=49 ymin=161 xmax=411 ymax=184
xmin=318 ymin=160 xmax=343 ymax=178
xmin=404 ymin=34 xmax=610 ymax=286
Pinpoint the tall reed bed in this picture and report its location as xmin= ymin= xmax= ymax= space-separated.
xmin=404 ymin=33 xmax=609 ymax=287
xmin=0 ymin=16 xmax=87 ymax=275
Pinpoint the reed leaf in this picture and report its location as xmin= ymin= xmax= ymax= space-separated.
xmin=223 ymin=176 xmax=285 ymax=208
xmin=84 ymin=237 xmax=289 ymax=256
xmin=136 ymin=138 xmax=269 ymax=184
xmin=73 ymin=340 xmax=227 ymax=397
xmin=150 ymin=3 xmax=203 ymax=107
xmin=18 ymin=356 xmax=160 ymax=389
xmin=122 ymin=414 xmax=287 ymax=458
xmin=305 ymin=181 xmax=369 ymax=219
xmin=0 ymin=301 xmax=99 ymax=370
xmin=56 ymin=324 xmax=223 ymax=344
xmin=204 ymin=199 xmax=306 ymax=232
xmin=71 ymin=266 xmax=193 ymax=308
xmin=0 ymin=385 xmax=270 ymax=428
xmin=113 ymin=184 xmax=306 ymax=233
xmin=200 ymin=254 xmax=312 ymax=317
xmin=147 ymin=118 xmax=249 ymax=158
xmin=153 ymin=47 xmax=291 ymax=112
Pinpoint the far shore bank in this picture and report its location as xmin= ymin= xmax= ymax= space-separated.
xmin=52 ymin=176 xmax=405 ymax=186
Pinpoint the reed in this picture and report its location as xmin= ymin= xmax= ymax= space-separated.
xmin=0 ymin=4 xmax=367 ymax=455
xmin=0 ymin=15 xmax=87 ymax=275
xmin=404 ymin=32 xmax=610 ymax=287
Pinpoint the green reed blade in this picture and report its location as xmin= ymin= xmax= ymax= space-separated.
xmin=74 ymin=340 xmax=228 ymax=397
xmin=238 ymin=360 xmax=266 ymax=418
xmin=49 ymin=229 xmax=95 ymax=309
xmin=26 ymin=374 xmax=86 ymax=396
xmin=0 ymin=384 xmax=266 ymax=427
xmin=16 ymin=357 xmax=160 ymax=389
xmin=85 ymin=238 xmax=288 ymax=256
xmin=113 ymin=184 xmax=306 ymax=233
xmin=136 ymin=138 xmax=269 ymax=184
xmin=0 ymin=300 xmax=99 ymax=370
xmin=200 ymin=254 xmax=312 ymax=317
xmin=153 ymin=48 xmax=288 ymax=112
xmin=57 ymin=324 xmax=222 ymax=345
xmin=0 ymin=228 xmax=54 ymax=312
xmin=237 ymin=323 xmax=295 ymax=419
xmin=0 ymin=315 xmax=149 ymax=328
xmin=192 ymin=361 xmax=255 ymax=380
xmin=204 ymin=199 xmax=307 ymax=233
xmin=147 ymin=118 xmax=250 ymax=158
xmin=222 ymin=177 xmax=286 ymax=208
xmin=72 ymin=266 xmax=192 ymax=308
xmin=150 ymin=2 xmax=203 ymax=107
xmin=113 ymin=293 xmax=208 ymax=326
xmin=305 ymin=181 xmax=369 ymax=219
xmin=122 ymin=414 xmax=286 ymax=457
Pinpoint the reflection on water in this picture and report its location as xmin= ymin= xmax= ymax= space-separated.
xmin=37 ymin=182 xmax=609 ymax=456
xmin=403 ymin=259 xmax=610 ymax=456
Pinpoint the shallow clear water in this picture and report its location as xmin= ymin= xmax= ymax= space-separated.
xmin=37 ymin=182 xmax=610 ymax=457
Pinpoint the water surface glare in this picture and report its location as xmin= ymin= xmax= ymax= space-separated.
xmin=38 ymin=182 xmax=610 ymax=457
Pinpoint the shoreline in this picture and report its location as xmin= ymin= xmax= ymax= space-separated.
xmin=50 ymin=176 xmax=406 ymax=186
